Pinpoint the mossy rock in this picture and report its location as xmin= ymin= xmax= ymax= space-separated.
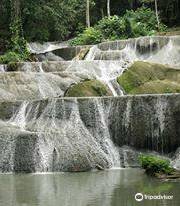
xmin=117 ymin=61 xmax=180 ymax=94
xmin=65 ymin=80 xmax=112 ymax=97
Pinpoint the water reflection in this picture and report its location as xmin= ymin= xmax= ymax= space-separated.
xmin=0 ymin=169 xmax=179 ymax=206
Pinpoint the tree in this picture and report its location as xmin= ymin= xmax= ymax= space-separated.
xmin=154 ymin=0 xmax=160 ymax=30
xmin=86 ymin=0 xmax=90 ymax=27
xmin=10 ymin=0 xmax=24 ymax=51
xmin=140 ymin=0 xmax=160 ymax=30
xmin=107 ymin=0 xmax=111 ymax=17
xmin=12 ymin=0 xmax=20 ymax=17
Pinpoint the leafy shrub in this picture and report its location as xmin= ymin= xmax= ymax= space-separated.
xmin=0 ymin=52 xmax=21 ymax=64
xmin=139 ymin=155 xmax=174 ymax=176
xmin=125 ymin=7 xmax=157 ymax=30
xmin=0 ymin=17 xmax=31 ymax=64
xmin=72 ymin=7 xmax=167 ymax=45
xmin=124 ymin=7 xmax=167 ymax=37
xmin=96 ymin=16 xmax=127 ymax=40
xmin=71 ymin=27 xmax=102 ymax=46
xmin=0 ymin=48 xmax=30 ymax=64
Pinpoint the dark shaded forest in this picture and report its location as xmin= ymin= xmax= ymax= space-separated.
xmin=0 ymin=0 xmax=180 ymax=59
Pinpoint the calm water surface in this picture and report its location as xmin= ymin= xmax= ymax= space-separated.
xmin=0 ymin=169 xmax=179 ymax=206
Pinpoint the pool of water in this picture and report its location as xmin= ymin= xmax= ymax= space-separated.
xmin=0 ymin=169 xmax=179 ymax=206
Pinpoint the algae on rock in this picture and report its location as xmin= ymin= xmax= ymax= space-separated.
xmin=117 ymin=61 xmax=180 ymax=94
xmin=65 ymin=80 xmax=112 ymax=97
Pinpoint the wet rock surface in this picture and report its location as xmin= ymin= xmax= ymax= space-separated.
xmin=0 ymin=94 xmax=179 ymax=172
xmin=0 ymin=36 xmax=180 ymax=173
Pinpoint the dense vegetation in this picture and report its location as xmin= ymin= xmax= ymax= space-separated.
xmin=71 ymin=7 xmax=166 ymax=45
xmin=139 ymin=154 xmax=174 ymax=176
xmin=0 ymin=0 xmax=180 ymax=62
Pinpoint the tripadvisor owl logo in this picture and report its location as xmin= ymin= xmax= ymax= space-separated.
xmin=135 ymin=193 xmax=144 ymax=202
xmin=135 ymin=193 xmax=173 ymax=202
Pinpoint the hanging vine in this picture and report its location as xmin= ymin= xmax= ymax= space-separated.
xmin=9 ymin=0 xmax=29 ymax=59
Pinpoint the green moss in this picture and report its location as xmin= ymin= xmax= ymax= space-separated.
xmin=117 ymin=61 xmax=180 ymax=94
xmin=65 ymin=80 xmax=112 ymax=97
xmin=131 ymin=80 xmax=180 ymax=94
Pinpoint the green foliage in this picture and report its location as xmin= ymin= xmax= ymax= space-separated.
xmin=0 ymin=0 xmax=179 ymax=48
xmin=1 ymin=2 xmax=31 ymax=65
xmin=124 ymin=7 xmax=167 ymax=36
xmin=72 ymin=7 xmax=167 ymax=45
xmin=71 ymin=27 xmax=103 ymax=46
xmin=0 ymin=19 xmax=30 ymax=64
xmin=139 ymin=154 xmax=174 ymax=176
xmin=0 ymin=52 xmax=21 ymax=64
xmin=21 ymin=0 xmax=91 ymax=42
xmin=9 ymin=18 xmax=30 ymax=61
xmin=95 ymin=16 xmax=127 ymax=40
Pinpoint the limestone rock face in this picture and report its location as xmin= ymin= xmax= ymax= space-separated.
xmin=0 ymin=98 xmax=120 ymax=172
xmin=1 ymin=60 xmax=130 ymax=99
xmin=0 ymin=94 xmax=180 ymax=172
xmin=118 ymin=61 xmax=180 ymax=94
xmin=36 ymin=52 xmax=64 ymax=62
xmin=0 ymin=72 xmax=80 ymax=100
xmin=96 ymin=36 xmax=180 ymax=68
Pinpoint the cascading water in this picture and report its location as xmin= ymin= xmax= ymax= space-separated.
xmin=84 ymin=36 xmax=180 ymax=95
xmin=0 ymin=35 xmax=180 ymax=173
xmin=96 ymin=36 xmax=180 ymax=67
xmin=0 ymin=65 xmax=7 ymax=72
xmin=0 ymin=94 xmax=180 ymax=172
xmin=28 ymin=41 xmax=69 ymax=54
xmin=66 ymin=60 xmax=127 ymax=96
xmin=9 ymin=101 xmax=29 ymax=130
xmin=0 ymin=98 xmax=120 ymax=172
xmin=0 ymin=36 xmax=179 ymax=99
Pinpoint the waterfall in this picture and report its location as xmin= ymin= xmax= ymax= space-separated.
xmin=97 ymin=36 xmax=180 ymax=67
xmin=0 ymin=98 xmax=122 ymax=172
xmin=83 ymin=36 xmax=180 ymax=95
xmin=85 ymin=45 xmax=100 ymax=60
xmin=0 ymin=65 xmax=7 ymax=72
xmin=0 ymin=94 xmax=180 ymax=172
xmin=1 ymin=36 xmax=179 ymax=99
xmin=9 ymin=101 xmax=29 ymax=130
xmin=123 ymin=99 xmax=132 ymax=130
xmin=171 ymin=148 xmax=180 ymax=170
xmin=0 ymin=36 xmax=180 ymax=173
xmin=156 ymin=98 xmax=167 ymax=135
xmin=28 ymin=41 xmax=69 ymax=54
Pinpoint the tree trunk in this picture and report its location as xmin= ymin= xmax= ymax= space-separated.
xmin=100 ymin=8 xmax=104 ymax=18
xmin=86 ymin=0 xmax=90 ymax=28
xmin=155 ymin=0 xmax=160 ymax=30
xmin=107 ymin=0 xmax=111 ymax=17
xmin=129 ymin=0 xmax=133 ymax=9
xmin=11 ymin=0 xmax=20 ymax=18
